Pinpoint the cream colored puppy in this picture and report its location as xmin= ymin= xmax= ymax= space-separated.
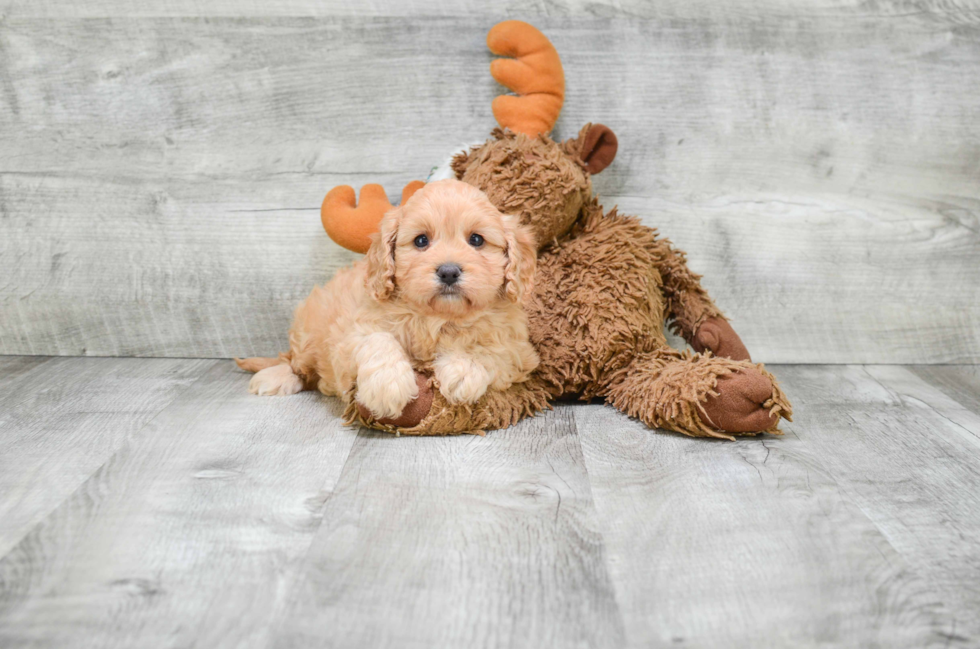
xmin=242 ymin=179 xmax=539 ymax=420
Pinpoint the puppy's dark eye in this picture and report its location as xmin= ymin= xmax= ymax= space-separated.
xmin=413 ymin=234 xmax=429 ymax=248
xmin=468 ymin=233 xmax=485 ymax=247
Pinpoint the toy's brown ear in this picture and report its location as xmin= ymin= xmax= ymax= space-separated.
xmin=579 ymin=124 xmax=618 ymax=174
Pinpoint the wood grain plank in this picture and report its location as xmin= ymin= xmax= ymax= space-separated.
xmin=1 ymin=16 xmax=978 ymax=361
xmin=906 ymin=365 xmax=980 ymax=417
xmin=274 ymin=407 xmax=626 ymax=649
xmin=2 ymin=0 xmax=979 ymax=21
xmin=866 ymin=365 xmax=980 ymax=450
xmin=0 ymin=361 xmax=360 ymax=649
xmin=0 ymin=356 xmax=212 ymax=558
xmin=0 ymin=173 xmax=360 ymax=358
xmin=0 ymin=355 xmax=51 ymax=385
xmin=775 ymin=365 xmax=980 ymax=645
xmin=573 ymin=401 xmax=956 ymax=648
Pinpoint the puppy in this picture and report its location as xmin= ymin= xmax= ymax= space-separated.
xmin=239 ymin=179 xmax=539 ymax=421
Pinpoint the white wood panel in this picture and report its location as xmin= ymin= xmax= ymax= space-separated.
xmin=573 ymin=402 xmax=955 ymax=648
xmin=0 ymin=173 xmax=359 ymax=357
xmin=276 ymin=408 xmax=626 ymax=648
xmin=3 ymin=0 xmax=980 ymax=20
xmin=0 ymin=356 xmax=211 ymax=557
xmin=1 ymin=357 xmax=980 ymax=646
xmin=1 ymin=12 xmax=978 ymax=361
xmin=908 ymin=365 xmax=980 ymax=416
xmin=0 ymin=361 xmax=360 ymax=648
xmin=775 ymin=365 xmax=980 ymax=644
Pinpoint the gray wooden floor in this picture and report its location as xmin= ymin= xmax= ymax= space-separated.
xmin=0 ymin=357 xmax=977 ymax=647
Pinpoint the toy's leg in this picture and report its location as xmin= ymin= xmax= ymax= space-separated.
xmin=605 ymin=349 xmax=792 ymax=440
xmin=647 ymin=233 xmax=753 ymax=361
xmin=570 ymin=201 xmax=750 ymax=362
xmin=349 ymin=373 xmax=556 ymax=436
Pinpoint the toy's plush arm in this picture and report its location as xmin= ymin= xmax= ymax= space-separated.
xmin=653 ymin=239 xmax=752 ymax=361
xmin=349 ymin=373 xmax=555 ymax=435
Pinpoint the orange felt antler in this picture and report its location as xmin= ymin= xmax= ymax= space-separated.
xmin=487 ymin=21 xmax=565 ymax=137
xmin=321 ymin=181 xmax=424 ymax=254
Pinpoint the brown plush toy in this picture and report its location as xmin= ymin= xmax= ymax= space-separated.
xmin=318 ymin=21 xmax=793 ymax=439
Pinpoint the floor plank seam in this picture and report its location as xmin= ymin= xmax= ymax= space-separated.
xmin=259 ymin=422 xmax=366 ymax=649
xmin=564 ymin=410 xmax=634 ymax=647
xmin=783 ymin=374 xmax=969 ymax=644
xmin=0 ymin=359 xmax=219 ymax=564
xmin=861 ymin=366 xmax=980 ymax=449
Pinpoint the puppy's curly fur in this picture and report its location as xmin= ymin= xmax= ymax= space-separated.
xmin=238 ymin=179 xmax=539 ymax=420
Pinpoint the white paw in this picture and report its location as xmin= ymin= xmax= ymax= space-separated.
xmin=355 ymin=362 xmax=418 ymax=419
xmin=435 ymin=355 xmax=491 ymax=405
xmin=249 ymin=364 xmax=303 ymax=396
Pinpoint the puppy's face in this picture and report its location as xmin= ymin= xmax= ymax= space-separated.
xmin=366 ymin=179 xmax=535 ymax=318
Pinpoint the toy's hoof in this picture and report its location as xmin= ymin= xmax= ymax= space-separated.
xmin=701 ymin=368 xmax=779 ymax=433
xmin=357 ymin=372 xmax=433 ymax=429
xmin=693 ymin=317 xmax=751 ymax=362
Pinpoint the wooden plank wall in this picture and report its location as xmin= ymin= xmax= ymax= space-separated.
xmin=1 ymin=1 xmax=978 ymax=362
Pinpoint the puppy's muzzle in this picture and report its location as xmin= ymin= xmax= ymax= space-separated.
xmin=436 ymin=263 xmax=462 ymax=286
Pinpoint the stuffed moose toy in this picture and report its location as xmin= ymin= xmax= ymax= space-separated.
xmin=247 ymin=20 xmax=793 ymax=439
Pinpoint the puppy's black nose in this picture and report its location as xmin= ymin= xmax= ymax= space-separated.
xmin=436 ymin=263 xmax=462 ymax=285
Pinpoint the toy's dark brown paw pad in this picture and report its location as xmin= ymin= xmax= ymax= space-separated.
xmin=357 ymin=372 xmax=434 ymax=429
xmin=701 ymin=368 xmax=779 ymax=433
xmin=693 ymin=317 xmax=751 ymax=362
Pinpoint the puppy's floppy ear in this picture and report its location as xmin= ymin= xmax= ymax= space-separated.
xmin=502 ymin=213 xmax=536 ymax=303
xmin=365 ymin=206 xmax=400 ymax=301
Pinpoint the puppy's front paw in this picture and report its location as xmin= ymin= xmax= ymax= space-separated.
xmin=356 ymin=362 xmax=419 ymax=420
xmin=435 ymin=355 xmax=492 ymax=405
xmin=249 ymin=364 xmax=303 ymax=396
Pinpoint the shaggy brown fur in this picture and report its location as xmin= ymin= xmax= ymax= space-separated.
xmin=238 ymin=19 xmax=792 ymax=439
xmin=452 ymin=127 xmax=590 ymax=248
xmin=347 ymin=126 xmax=793 ymax=439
